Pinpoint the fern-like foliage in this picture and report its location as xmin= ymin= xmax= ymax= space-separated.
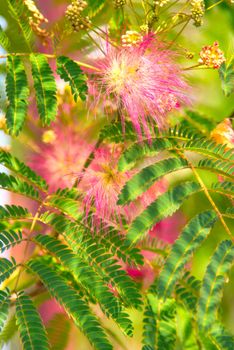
xmin=209 ymin=322 xmax=234 ymax=350
xmin=0 ymin=149 xmax=48 ymax=191
xmin=57 ymin=56 xmax=88 ymax=101
xmin=15 ymin=292 xmax=50 ymax=350
xmin=219 ymin=59 xmax=234 ymax=97
xmin=142 ymin=293 xmax=177 ymax=350
xmin=0 ymin=289 xmax=10 ymax=332
xmin=126 ymin=181 xmax=201 ymax=242
xmin=0 ymin=204 xmax=30 ymax=221
xmin=0 ymin=25 xmax=11 ymax=52
xmin=0 ymin=172 xmax=40 ymax=201
xmin=0 ymin=257 xmax=16 ymax=284
xmin=27 ymin=257 xmax=113 ymax=350
xmin=0 ymin=230 xmax=23 ymax=253
xmin=30 ymin=54 xmax=57 ymax=126
xmin=33 ymin=234 xmax=133 ymax=335
xmin=7 ymin=0 xmax=32 ymax=50
xmin=5 ymin=55 xmax=29 ymax=135
xmin=158 ymin=210 xmax=217 ymax=299
xmin=197 ymin=240 xmax=234 ymax=331
xmin=175 ymin=272 xmax=201 ymax=312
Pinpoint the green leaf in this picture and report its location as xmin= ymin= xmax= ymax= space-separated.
xmin=118 ymin=157 xmax=188 ymax=205
xmin=198 ymin=159 xmax=234 ymax=180
xmin=5 ymin=55 xmax=29 ymax=135
xmin=0 ymin=257 xmax=16 ymax=284
xmin=15 ymin=292 xmax=50 ymax=350
xmin=0 ymin=289 xmax=10 ymax=332
xmin=143 ymin=294 xmax=177 ymax=350
xmin=45 ymin=194 xmax=82 ymax=220
xmin=0 ymin=315 xmax=17 ymax=346
xmin=0 ymin=25 xmax=11 ymax=52
xmin=39 ymin=211 xmax=82 ymax=248
xmin=28 ymin=258 xmax=113 ymax=350
xmin=0 ymin=230 xmax=23 ymax=253
xmin=81 ymin=234 xmax=142 ymax=309
xmin=127 ymin=181 xmax=201 ymax=243
xmin=99 ymin=121 xmax=137 ymax=143
xmin=87 ymin=0 xmax=105 ymax=17
xmin=119 ymin=138 xmax=174 ymax=172
xmin=0 ymin=205 xmax=30 ymax=221
xmin=118 ymin=134 xmax=234 ymax=172
xmin=0 ymin=149 xmax=48 ymax=191
xmin=30 ymin=54 xmax=57 ymax=126
xmin=175 ymin=272 xmax=201 ymax=312
xmin=46 ymin=314 xmax=70 ymax=350
xmin=7 ymin=0 xmax=32 ymax=50
xmin=208 ymin=322 xmax=234 ymax=350
xmin=158 ymin=211 xmax=217 ymax=299
xmin=57 ymin=56 xmax=87 ymax=101
xmin=219 ymin=59 xmax=234 ymax=97
xmin=34 ymin=234 xmax=133 ymax=336
xmin=212 ymin=181 xmax=234 ymax=198
xmin=93 ymin=226 xmax=144 ymax=266
xmin=0 ymin=172 xmax=40 ymax=201
xmin=197 ymin=240 xmax=234 ymax=331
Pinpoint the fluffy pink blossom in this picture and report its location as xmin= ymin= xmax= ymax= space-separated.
xmin=89 ymin=34 xmax=189 ymax=139
xmin=29 ymin=124 xmax=93 ymax=192
xmin=79 ymin=145 xmax=132 ymax=226
xmin=79 ymin=145 xmax=169 ymax=229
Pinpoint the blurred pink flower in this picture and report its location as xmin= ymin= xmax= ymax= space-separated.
xmin=79 ymin=145 xmax=169 ymax=230
xmin=79 ymin=145 xmax=132 ymax=227
xmin=89 ymin=34 xmax=189 ymax=139
xmin=29 ymin=124 xmax=93 ymax=192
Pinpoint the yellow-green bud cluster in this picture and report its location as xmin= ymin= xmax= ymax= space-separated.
xmin=65 ymin=1 xmax=91 ymax=32
xmin=114 ymin=0 xmax=126 ymax=9
xmin=121 ymin=31 xmax=143 ymax=47
xmin=153 ymin=0 xmax=170 ymax=7
xmin=191 ymin=0 xmax=205 ymax=27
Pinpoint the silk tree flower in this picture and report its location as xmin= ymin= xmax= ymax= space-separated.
xmin=198 ymin=41 xmax=225 ymax=69
xmin=29 ymin=123 xmax=93 ymax=192
xmin=79 ymin=145 xmax=169 ymax=229
xmin=79 ymin=145 xmax=132 ymax=227
xmin=88 ymin=34 xmax=189 ymax=139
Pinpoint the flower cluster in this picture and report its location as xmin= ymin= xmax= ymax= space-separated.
xmin=89 ymin=34 xmax=189 ymax=139
xmin=198 ymin=41 xmax=225 ymax=69
xmin=65 ymin=0 xmax=91 ymax=32
xmin=121 ymin=31 xmax=143 ymax=47
xmin=190 ymin=0 xmax=205 ymax=27
xmin=23 ymin=0 xmax=50 ymax=43
xmin=113 ymin=0 xmax=126 ymax=9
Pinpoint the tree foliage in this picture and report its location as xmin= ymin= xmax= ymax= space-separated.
xmin=0 ymin=0 xmax=233 ymax=349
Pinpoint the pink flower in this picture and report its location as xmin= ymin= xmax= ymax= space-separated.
xmin=29 ymin=123 xmax=93 ymax=192
xmin=79 ymin=145 xmax=169 ymax=229
xmin=89 ymin=34 xmax=189 ymax=139
xmin=79 ymin=145 xmax=132 ymax=227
